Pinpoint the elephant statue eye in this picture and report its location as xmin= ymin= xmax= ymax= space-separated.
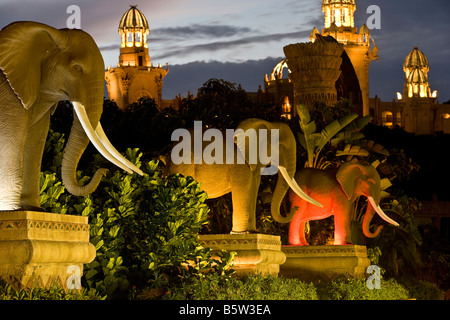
xmin=73 ymin=64 xmax=83 ymax=73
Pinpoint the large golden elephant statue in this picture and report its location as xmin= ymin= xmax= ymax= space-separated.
xmin=0 ymin=21 xmax=142 ymax=211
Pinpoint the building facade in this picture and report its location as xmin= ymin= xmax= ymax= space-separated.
xmin=260 ymin=0 xmax=449 ymax=135
xmin=105 ymin=6 xmax=169 ymax=110
xmin=260 ymin=0 xmax=376 ymax=120
xmin=370 ymin=47 xmax=450 ymax=134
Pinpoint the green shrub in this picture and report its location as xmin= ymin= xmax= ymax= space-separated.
xmin=321 ymin=276 xmax=410 ymax=300
xmin=0 ymin=280 xmax=105 ymax=300
xmin=400 ymin=279 xmax=445 ymax=300
xmin=81 ymin=155 xmax=213 ymax=298
xmin=163 ymin=273 xmax=318 ymax=300
xmin=40 ymin=131 xmax=221 ymax=299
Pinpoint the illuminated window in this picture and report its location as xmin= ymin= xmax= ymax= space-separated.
xmin=396 ymin=112 xmax=402 ymax=125
xmin=281 ymin=97 xmax=292 ymax=120
xmin=382 ymin=111 xmax=393 ymax=127
xmin=442 ymin=113 xmax=450 ymax=120
xmin=382 ymin=111 xmax=393 ymax=122
xmin=419 ymin=85 xmax=427 ymax=98
xmin=126 ymin=32 xmax=134 ymax=47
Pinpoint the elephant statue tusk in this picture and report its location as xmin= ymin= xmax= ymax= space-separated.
xmin=279 ymin=166 xmax=323 ymax=208
xmin=95 ymin=123 xmax=143 ymax=176
xmin=367 ymin=196 xmax=400 ymax=226
xmin=72 ymin=101 xmax=139 ymax=175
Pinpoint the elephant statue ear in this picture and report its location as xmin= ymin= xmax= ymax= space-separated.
xmin=0 ymin=21 xmax=68 ymax=109
xmin=234 ymin=118 xmax=277 ymax=172
xmin=336 ymin=163 xmax=364 ymax=200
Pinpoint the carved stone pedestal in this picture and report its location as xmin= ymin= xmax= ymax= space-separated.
xmin=283 ymin=41 xmax=344 ymax=108
xmin=0 ymin=211 xmax=96 ymax=290
xmin=198 ymin=234 xmax=286 ymax=276
xmin=280 ymin=245 xmax=370 ymax=282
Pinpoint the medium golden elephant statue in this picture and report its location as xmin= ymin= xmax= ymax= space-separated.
xmin=168 ymin=118 xmax=321 ymax=234
xmin=288 ymin=163 xmax=399 ymax=246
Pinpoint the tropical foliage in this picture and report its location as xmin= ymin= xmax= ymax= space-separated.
xmin=40 ymin=131 xmax=234 ymax=299
xmin=33 ymin=78 xmax=445 ymax=299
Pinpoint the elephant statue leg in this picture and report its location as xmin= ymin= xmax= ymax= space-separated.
xmin=20 ymin=111 xmax=51 ymax=211
xmin=0 ymin=75 xmax=27 ymax=210
xmin=229 ymin=164 xmax=260 ymax=233
xmin=333 ymin=201 xmax=352 ymax=245
xmin=289 ymin=206 xmax=309 ymax=246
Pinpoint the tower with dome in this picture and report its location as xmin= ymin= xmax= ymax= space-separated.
xmin=258 ymin=0 xmax=449 ymax=135
xmin=315 ymin=0 xmax=379 ymax=117
xmin=105 ymin=5 xmax=169 ymax=110
xmin=370 ymin=46 xmax=450 ymax=134
xmin=262 ymin=0 xmax=370 ymax=119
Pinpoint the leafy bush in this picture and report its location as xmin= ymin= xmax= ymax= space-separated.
xmin=163 ymin=273 xmax=318 ymax=300
xmin=0 ymin=280 xmax=105 ymax=300
xmin=39 ymin=131 xmax=221 ymax=299
xmin=399 ymin=279 xmax=445 ymax=300
xmin=321 ymin=276 xmax=410 ymax=300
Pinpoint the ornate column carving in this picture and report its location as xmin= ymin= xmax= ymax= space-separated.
xmin=198 ymin=234 xmax=286 ymax=276
xmin=283 ymin=41 xmax=344 ymax=109
xmin=0 ymin=211 xmax=96 ymax=290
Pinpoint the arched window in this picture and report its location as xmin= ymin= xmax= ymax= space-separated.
xmin=135 ymin=32 xmax=142 ymax=46
xmin=281 ymin=97 xmax=292 ymax=120
xmin=382 ymin=111 xmax=393 ymax=127
xmin=127 ymin=32 xmax=133 ymax=47
xmin=396 ymin=111 xmax=402 ymax=124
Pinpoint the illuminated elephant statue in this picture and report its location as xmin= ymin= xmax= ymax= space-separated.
xmin=288 ymin=163 xmax=399 ymax=246
xmin=168 ymin=118 xmax=322 ymax=234
xmin=0 ymin=21 xmax=142 ymax=211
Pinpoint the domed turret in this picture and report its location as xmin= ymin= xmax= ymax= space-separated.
xmin=408 ymin=67 xmax=428 ymax=85
xmin=403 ymin=47 xmax=429 ymax=78
xmin=322 ymin=0 xmax=356 ymax=28
xmin=119 ymin=5 xmax=149 ymax=48
xmin=402 ymin=47 xmax=434 ymax=98
xmin=270 ymin=59 xmax=289 ymax=81
xmin=406 ymin=67 xmax=429 ymax=98
xmin=106 ymin=5 xmax=168 ymax=111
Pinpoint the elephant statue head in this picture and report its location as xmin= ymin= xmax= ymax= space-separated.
xmin=336 ymin=163 xmax=399 ymax=238
xmin=0 ymin=21 xmax=142 ymax=210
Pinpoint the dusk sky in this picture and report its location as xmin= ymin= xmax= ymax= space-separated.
xmin=0 ymin=0 xmax=449 ymax=102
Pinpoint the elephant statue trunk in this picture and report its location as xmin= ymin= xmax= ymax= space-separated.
xmin=61 ymin=85 xmax=105 ymax=196
xmin=363 ymin=195 xmax=399 ymax=238
xmin=362 ymin=195 xmax=383 ymax=238
xmin=270 ymin=123 xmax=322 ymax=224
xmin=62 ymin=89 xmax=143 ymax=196
xmin=271 ymin=148 xmax=298 ymax=224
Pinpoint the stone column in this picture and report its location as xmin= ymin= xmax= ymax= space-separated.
xmin=0 ymin=211 xmax=96 ymax=290
xmin=283 ymin=42 xmax=344 ymax=110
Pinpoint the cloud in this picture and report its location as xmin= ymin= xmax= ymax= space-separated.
xmin=152 ymin=24 xmax=252 ymax=39
xmin=99 ymin=44 xmax=120 ymax=51
xmin=153 ymin=29 xmax=310 ymax=61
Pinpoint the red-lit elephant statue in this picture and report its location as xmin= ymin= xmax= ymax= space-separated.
xmin=288 ymin=163 xmax=399 ymax=246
